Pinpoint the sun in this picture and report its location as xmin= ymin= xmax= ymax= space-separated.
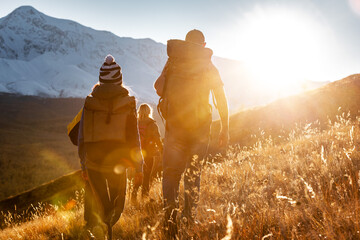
xmin=235 ymin=6 xmax=330 ymax=96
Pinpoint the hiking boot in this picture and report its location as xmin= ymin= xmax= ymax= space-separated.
xmin=91 ymin=224 xmax=107 ymax=240
xmin=81 ymin=229 xmax=96 ymax=240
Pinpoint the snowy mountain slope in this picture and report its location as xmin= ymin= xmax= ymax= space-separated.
xmin=0 ymin=6 xmax=327 ymax=108
xmin=0 ymin=6 xmax=166 ymax=100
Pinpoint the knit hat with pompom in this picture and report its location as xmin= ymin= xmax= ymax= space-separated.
xmin=99 ymin=54 xmax=122 ymax=84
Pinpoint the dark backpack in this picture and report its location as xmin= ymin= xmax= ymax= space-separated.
xmin=138 ymin=119 xmax=161 ymax=156
xmin=158 ymin=59 xmax=213 ymax=131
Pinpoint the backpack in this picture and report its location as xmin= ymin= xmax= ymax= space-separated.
xmin=138 ymin=119 xmax=160 ymax=155
xmin=138 ymin=120 xmax=151 ymax=147
xmin=83 ymin=95 xmax=135 ymax=143
xmin=157 ymin=59 xmax=213 ymax=131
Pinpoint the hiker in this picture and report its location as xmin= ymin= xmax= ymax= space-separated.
xmin=78 ymin=54 xmax=143 ymax=240
xmin=132 ymin=103 xmax=163 ymax=201
xmin=154 ymin=29 xmax=229 ymax=237
xmin=67 ymin=109 xmax=99 ymax=229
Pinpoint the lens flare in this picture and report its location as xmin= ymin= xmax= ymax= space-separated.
xmin=64 ymin=199 xmax=77 ymax=210
xmin=114 ymin=164 xmax=125 ymax=174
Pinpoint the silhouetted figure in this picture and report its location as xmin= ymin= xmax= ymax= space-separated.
xmin=132 ymin=104 xmax=163 ymax=201
xmin=154 ymin=29 xmax=229 ymax=238
xmin=68 ymin=109 xmax=99 ymax=230
xmin=78 ymin=54 xmax=143 ymax=240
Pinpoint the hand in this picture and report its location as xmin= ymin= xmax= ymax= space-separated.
xmin=134 ymin=172 xmax=143 ymax=186
xmin=218 ymin=128 xmax=229 ymax=149
xmin=81 ymin=170 xmax=88 ymax=181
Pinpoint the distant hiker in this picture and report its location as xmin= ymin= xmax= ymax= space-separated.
xmin=154 ymin=29 xmax=229 ymax=238
xmin=78 ymin=54 xmax=143 ymax=240
xmin=132 ymin=103 xmax=163 ymax=201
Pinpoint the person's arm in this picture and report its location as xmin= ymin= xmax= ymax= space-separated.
xmin=152 ymin=122 xmax=163 ymax=152
xmin=212 ymin=86 xmax=229 ymax=148
xmin=132 ymin=112 xmax=144 ymax=185
xmin=77 ymin=109 xmax=88 ymax=180
xmin=127 ymin=107 xmax=144 ymax=173
xmin=126 ymin=107 xmax=144 ymax=186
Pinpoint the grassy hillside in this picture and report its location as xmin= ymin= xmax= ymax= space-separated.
xmin=0 ymin=94 xmax=85 ymax=200
xmin=0 ymin=93 xmax=164 ymax=201
xmin=211 ymin=74 xmax=360 ymax=149
xmin=0 ymin=112 xmax=359 ymax=239
xmin=0 ymin=74 xmax=359 ymax=201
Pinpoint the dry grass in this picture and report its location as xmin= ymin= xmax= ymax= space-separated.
xmin=1 ymin=113 xmax=359 ymax=239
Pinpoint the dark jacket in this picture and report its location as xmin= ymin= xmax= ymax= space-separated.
xmin=78 ymin=83 xmax=143 ymax=172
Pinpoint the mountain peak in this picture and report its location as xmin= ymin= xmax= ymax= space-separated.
xmin=0 ymin=5 xmax=46 ymax=29
xmin=6 ymin=5 xmax=43 ymax=19
xmin=13 ymin=5 xmax=39 ymax=13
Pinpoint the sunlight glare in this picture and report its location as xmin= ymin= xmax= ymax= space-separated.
xmin=235 ymin=6 xmax=331 ymax=96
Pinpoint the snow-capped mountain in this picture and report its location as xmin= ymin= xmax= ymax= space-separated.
xmin=0 ymin=6 xmax=167 ymax=100
xmin=0 ymin=6 xmax=327 ymax=109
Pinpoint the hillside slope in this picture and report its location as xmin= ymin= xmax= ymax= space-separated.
xmin=0 ymin=93 xmax=84 ymax=200
xmin=0 ymin=105 xmax=359 ymax=239
xmin=0 ymin=93 xmax=165 ymax=201
xmin=215 ymin=74 xmax=360 ymax=147
xmin=0 ymin=74 xmax=358 ymax=200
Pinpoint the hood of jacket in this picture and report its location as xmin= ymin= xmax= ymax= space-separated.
xmin=85 ymin=83 xmax=135 ymax=113
xmin=90 ymin=83 xmax=129 ymax=99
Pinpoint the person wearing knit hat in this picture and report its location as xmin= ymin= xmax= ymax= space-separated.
xmin=78 ymin=54 xmax=143 ymax=239
xmin=99 ymin=54 xmax=123 ymax=85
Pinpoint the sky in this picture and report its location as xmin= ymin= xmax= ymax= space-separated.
xmin=0 ymin=0 xmax=359 ymax=83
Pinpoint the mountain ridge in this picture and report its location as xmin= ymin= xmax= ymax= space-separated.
xmin=0 ymin=6 xmax=328 ymax=108
xmin=0 ymin=5 xmax=167 ymax=100
xmin=220 ymin=74 xmax=360 ymax=146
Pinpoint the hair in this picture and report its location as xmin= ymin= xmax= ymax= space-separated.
xmin=185 ymin=29 xmax=205 ymax=45
xmin=137 ymin=103 xmax=153 ymax=120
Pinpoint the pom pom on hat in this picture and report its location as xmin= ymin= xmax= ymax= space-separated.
xmin=105 ymin=54 xmax=115 ymax=65
xmin=99 ymin=54 xmax=122 ymax=84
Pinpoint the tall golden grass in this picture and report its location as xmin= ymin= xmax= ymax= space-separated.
xmin=1 ymin=113 xmax=359 ymax=239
